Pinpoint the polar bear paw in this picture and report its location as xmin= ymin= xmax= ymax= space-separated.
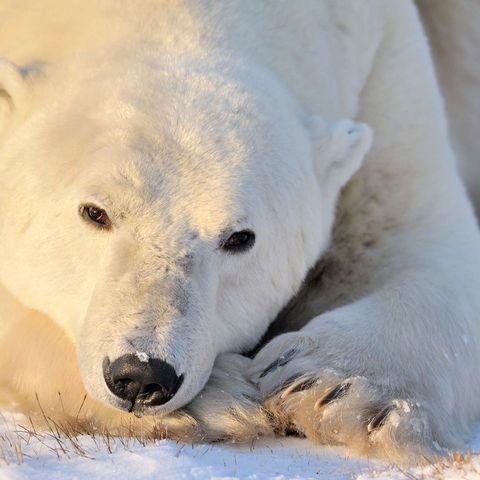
xmin=181 ymin=353 xmax=273 ymax=443
xmin=248 ymin=332 xmax=439 ymax=465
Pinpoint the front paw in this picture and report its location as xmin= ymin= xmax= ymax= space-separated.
xmin=249 ymin=332 xmax=439 ymax=464
xmin=183 ymin=353 xmax=273 ymax=443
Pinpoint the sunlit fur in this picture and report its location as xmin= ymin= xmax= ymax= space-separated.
xmin=0 ymin=0 xmax=479 ymax=466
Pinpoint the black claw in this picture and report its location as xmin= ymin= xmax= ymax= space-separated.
xmin=317 ymin=382 xmax=351 ymax=408
xmin=289 ymin=376 xmax=318 ymax=394
xmin=259 ymin=348 xmax=298 ymax=378
xmin=270 ymin=375 xmax=300 ymax=397
xmin=368 ymin=404 xmax=396 ymax=433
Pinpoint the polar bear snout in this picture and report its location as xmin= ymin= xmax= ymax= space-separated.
xmin=102 ymin=354 xmax=184 ymax=411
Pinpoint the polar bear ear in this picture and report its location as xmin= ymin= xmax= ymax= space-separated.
xmin=310 ymin=117 xmax=373 ymax=193
xmin=0 ymin=59 xmax=28 ymax=124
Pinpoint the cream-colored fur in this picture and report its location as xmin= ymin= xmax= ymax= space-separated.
xmin=0 ymin=0 xmax=479 ymax=466
xmin=416 ymin=0 xmax=480 ymax=215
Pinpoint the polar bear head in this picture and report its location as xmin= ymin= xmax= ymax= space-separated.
xmin=0 ymin=55 xmax=372 ymax=415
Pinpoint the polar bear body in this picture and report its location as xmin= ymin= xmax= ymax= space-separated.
xmin=0 ymin=0 xmax=479 ymax=464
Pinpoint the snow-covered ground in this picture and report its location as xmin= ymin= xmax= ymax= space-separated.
xmin=0 ymin=413 xmax=479 ymax=480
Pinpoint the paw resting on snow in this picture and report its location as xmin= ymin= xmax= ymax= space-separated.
xmin=181 ymin=353 xmax=273 ymax=443
xmin=247 ymin=332 xmax=438 ymax=465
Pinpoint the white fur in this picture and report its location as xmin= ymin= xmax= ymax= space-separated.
xmin=416 ymin=0 xmax=480 ymax=214
xmin=0 ymin=0 xmax=479 ymax=465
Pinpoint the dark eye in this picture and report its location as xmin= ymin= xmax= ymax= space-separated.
xmin=79 ymin=204 xmax=112 ymax=230
xmin=221 ymin=230 xmax=255 ymax=253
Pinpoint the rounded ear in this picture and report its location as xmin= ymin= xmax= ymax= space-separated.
xmin=310 ymin=117 xmax=373 ymax=193
xmin=0 ymin=59 xmax=28 ymax=125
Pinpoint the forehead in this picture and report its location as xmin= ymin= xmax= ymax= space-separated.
xmin=79 ymin=124 xmax=258 ymax=236
xmin=41 ymin=59 xmax=304 ymax=233
xmin=79 ymin=82 xmax=280 ymax=227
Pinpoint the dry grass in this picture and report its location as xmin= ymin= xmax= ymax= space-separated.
xmin=0 ymin=410 xmax=479 ymax=480
xmin=0 ymin=409 xmax=165 ymax=466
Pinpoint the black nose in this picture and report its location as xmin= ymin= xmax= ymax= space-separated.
xmin=103 ymin=354 xmax=183 ymax=408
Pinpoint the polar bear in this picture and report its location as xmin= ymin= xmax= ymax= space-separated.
xmin=1 ymin=0 xmax=480 ymax=466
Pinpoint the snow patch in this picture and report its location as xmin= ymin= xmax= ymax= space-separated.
xmin=0 ymin=414 xmax=479 ymax=480
xmin=135 ymin=351 xmax=149 ymax=363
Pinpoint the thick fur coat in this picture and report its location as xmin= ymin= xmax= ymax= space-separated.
xmin=0 ymin=0 xmax=479 ymax=465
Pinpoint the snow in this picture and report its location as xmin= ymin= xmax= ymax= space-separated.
xmin=0 ymin=414 xmax=479 ymax=480
xmin=135 ymin=351 xmax=150 ymax=363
